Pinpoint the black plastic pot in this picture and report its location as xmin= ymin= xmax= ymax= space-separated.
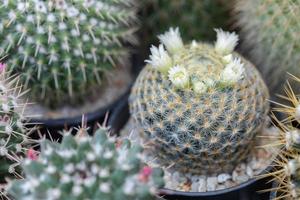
xmin=108 ymin=96 xmax=274 ymax=200
xmin=26 ymin=53 xmax=144 ymax=140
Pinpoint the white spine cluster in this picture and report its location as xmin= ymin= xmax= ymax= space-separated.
xmin=158 ymin=27 xmax=184 ymax=54
xmin=285 ymin=130 xmax=300 ymax=150
xmin=221 ymin=57 xmax=245 ymax=84
xmin=214 ymin=29 xmax=239 ymax=55
xmin=168 ymin=65 xmax=189 ymax=89
xmin=145 ymin=44 xmax=172 ymax=74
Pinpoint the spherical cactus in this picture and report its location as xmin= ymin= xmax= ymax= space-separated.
xmin=8 ymin=127 xmax=164 ymax=200
xmin=139 ymin=0 xmax=229 ymax=58
xmin=0 ymin=63 xmax=32 ymax=182
xmin=0 ymin=0 xmax=137 ymax=107
xmin=129 ymin=28 xmax=270 ymax=175
xmin=234 ymin=0 xmax=300 ymax=97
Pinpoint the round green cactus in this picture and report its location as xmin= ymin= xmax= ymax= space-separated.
xmin=0 ymin=63 xmax=32 ymax=182
xmin=0 ymin=0 xmax=137 ymax=107
xmin=8 ymin=127 xmax=164 ymax=200
xmin=129 ymin=28 xmax=270 ymax=175
xmin=139 ymin=0 xmax=229 ymax=58
xmin=234 ymin=0 xmax=300 ymax=96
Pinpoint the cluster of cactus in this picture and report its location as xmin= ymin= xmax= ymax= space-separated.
xmin=139 ymin=0 xmax=229 ymax=58
xmin=0 ymin=63 xmax=33 ymax=183
xmin=8 ymin=126 xmax=164 ymax=200
xmin=129 ymin=27 xmax=270 ymax=175
xmin=0 ymin=0 xmax=137 ymax=107
xmin=234 ymin=0 xmax=300 ymax=97
xmin=267 ymin=75 xmax=300 ymax=199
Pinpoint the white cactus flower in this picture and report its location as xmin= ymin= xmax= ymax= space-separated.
xmin=220 ymin=57 xmax=245 ymax=84
xmin=215 ymin=29 xmax=239 ymax=55
xmin=168 ymin=65 xmax=189 ymax=89
xmin=222 ymin=54 xmax=233 ymax=64
xmin=158 ymin=27 xmax=184 ymax=54
xmin=192 ymin=81 xmax=208 ymax=94
xmin=145 ymin=44 xmax=172 ymax=74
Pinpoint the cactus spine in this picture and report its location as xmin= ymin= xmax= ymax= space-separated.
xmin=0 ymin=0 xmax=137 ymax=107
xmin=267 ymin=75 xmax=300 ymax=199
xmin=8 ymin=126 xmax=164 ymax=200
xmin=0 ymin=63 xmax=33 ymax=184
xmin=234 ymin=0 xmax=300 ymax=96
xmin=130 ymin=28 xmax=269 ymax=175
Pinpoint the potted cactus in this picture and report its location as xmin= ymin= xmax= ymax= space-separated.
xmin=7 ymin=126 xmax=164 ymax=200
xmin=234 ymin=0 xmax=300 ymax=99
xmin=120 ymin=27 xmax=278 ymax=199
xmin=0 ymin=0 xmax=138 ymax=134
xmin=0 ymin=63 xmax=35 ymax=197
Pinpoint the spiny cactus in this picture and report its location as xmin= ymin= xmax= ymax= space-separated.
xmin=0 ymin=0 xmax=137 ymax=107
xmin=266 ymin=76 xmax=300 ymax=199
xmin=8 ymin=126 xmax=164 ymax=200
xmin=140 ymin=0 xmax=229 ymax=57
xmin=129 ymin=27 xmax=270 ymax=175
xmin=0 ymin=63 xmax=33 ymax=183
xmin=234 ymin=0 xmax=300 ymax=97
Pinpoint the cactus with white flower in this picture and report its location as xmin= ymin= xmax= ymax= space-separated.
xmin=8 ymin=126 xmax=164 ymax=200
xmin=266 ymin=76 xmax=300 ymax=199
xmin=0 ymin=63 xmax=33 ymax=183
xmin=130 ymin=27 xmax=269 ymax=175
xmin=140 ymin=0 xmax=229 ymax=57
xmin=0 ymin=0 xmax=137 ymax=107
xmin=234 ymin=0 xmax=300 ymax=97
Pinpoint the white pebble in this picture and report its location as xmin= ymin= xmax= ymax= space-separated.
xmin=217 ymin=173 xmax=231 ymax=183
xmin=235 ymin=175 xmax=249 ymax=184
xmin=207 ymin=177 xmax=218 ymax=191
xmin=198 ymin=178 xmax=207 ymax=192
xmin=232 ymin=171 xmax=238 ymax=182
xmin=246 ymin=166 xmax=253 ymax=177
xmin=191 ymin=182 xmax=199 ymax=192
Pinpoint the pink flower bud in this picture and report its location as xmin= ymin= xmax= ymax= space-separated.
xmin=27 ymin=148 xmax=38 ymax=160
xmin=0 ymin=63 xmax=6 ymax=73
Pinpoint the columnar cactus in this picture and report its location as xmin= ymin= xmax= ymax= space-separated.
xmin=268 ymin=76 xmax=300 ymax=199
xmin=8 ymin=127 xmax=164 ymax=200
xmin=139 ymin=0 xmax=229 ymax=58
xmin=130 ymin=28 xmax=270 ymax=175
xmin=0 ymin=63 xmax=32 ymax=182
xmin=234 ymin=0 xmax=300 ymax=96
xmin=0 ymin=0 xmax=137 ymax=107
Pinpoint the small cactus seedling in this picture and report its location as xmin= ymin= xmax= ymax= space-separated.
xmin=0 ymin=0 xmax=138 ymax=107
xmin=266 ymin=76 xmax=300 ymax=199
xmin=234 ymin=0 xmax=300 ymax=97
xmin=130 ymin=27 xmax=269 ymax=175
xmin=0 ymin=63 xmax=34 ymax=198
xmin=8 ymin=126 xmax=164 ymax=200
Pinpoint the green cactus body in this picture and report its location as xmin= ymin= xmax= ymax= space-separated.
xmin=0 ymin=66 xmax=31 ymax=182
xmin=130 ymin=28 xmax=269 ymax=175
xmin=8 ymin=127 xmax=164 ymax=200
xmin=140 ymin=0 xmax=229 ymax=58
xmin=0 ymin=0 xmax=137 ymax=107
xmin=234 ymin=0 xmax=300 ymax=96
